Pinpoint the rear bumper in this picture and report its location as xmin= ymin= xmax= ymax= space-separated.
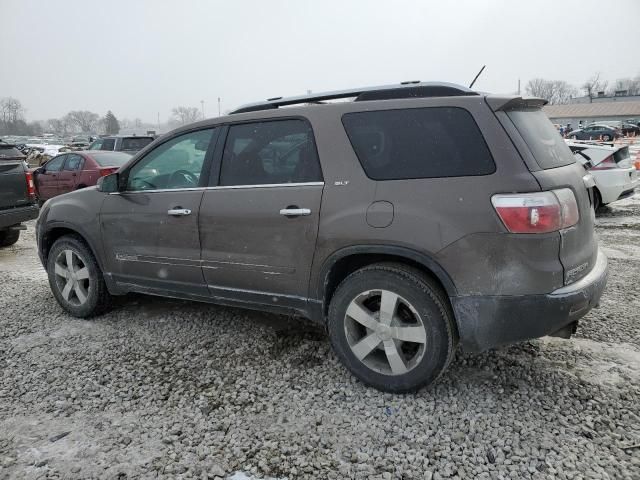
xmin=451 ymin=247 xmax=608 ymax=352
xmin=0 ymin=204 xmax=39 ymax=230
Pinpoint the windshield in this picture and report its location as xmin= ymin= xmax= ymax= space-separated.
xmin=507 ymin=109 xmax=575 ymax=169
xmin=90 ymin=152 xmax=131 ymax=167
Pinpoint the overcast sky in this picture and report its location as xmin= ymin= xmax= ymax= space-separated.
xmin=1 ymin=0 xmax=639 ymax=123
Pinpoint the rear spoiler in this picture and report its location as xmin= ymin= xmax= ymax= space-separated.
xmin=485 ymin=95 xmax=547 ymax=112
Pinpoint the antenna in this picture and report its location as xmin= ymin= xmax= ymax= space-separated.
xmin=469 ymin=65 xmax=486 ymax=89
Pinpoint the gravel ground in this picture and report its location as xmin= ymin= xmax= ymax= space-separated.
xmin=1 ymin=195 xmax=639 ymax=480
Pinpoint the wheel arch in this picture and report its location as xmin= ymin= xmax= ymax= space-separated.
xmin=314 ymin=245 xmax=458 ymax=320
xmin=40 ymin=222 xmax=105 ymax=273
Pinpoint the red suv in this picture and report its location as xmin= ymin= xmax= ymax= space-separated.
xmin=34 ymin=151 xmax=131 ymax=205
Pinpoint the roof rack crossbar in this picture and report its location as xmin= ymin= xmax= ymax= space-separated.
xmin=231 ymin=81 xmax=477 ymax=114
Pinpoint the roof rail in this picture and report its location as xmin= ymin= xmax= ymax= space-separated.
xmin=231 ymin=81 xmax=477 ymax=114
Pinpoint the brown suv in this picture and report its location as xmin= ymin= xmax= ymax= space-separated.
xmin=36 ymin=82 xmax=608 ymax=392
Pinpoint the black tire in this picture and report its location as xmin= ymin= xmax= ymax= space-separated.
xmin=570 ymin=135 xmax=578 ymax=140
xmin=327 ymin=263 xmax=456 ymax=393
xmin=0 ymin=229 xmax=20 ymax=248
xmin=602 ymin=134 xmax=611 ymax=142
xmin=46 ymin=234 xmax=112 ymax=318
xmin=593 ymin=189 xmax=603 ymax=212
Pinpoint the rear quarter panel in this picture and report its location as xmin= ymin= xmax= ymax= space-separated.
xmin=305 ymin=97 xmax=554 ymax=298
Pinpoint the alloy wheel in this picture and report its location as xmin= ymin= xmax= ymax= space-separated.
xmin=53 ymin=249 xmax=91 ymax=306
xmin=344 ymin=289 xmax=427 ymax=376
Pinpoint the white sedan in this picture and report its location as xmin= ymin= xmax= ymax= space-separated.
xmin=567 ymin=141 xmax=639 ymax=210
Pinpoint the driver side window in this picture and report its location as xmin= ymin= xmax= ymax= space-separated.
xmin=126 ymin=129 xmax=216 ymax=191
xmin=44 ymin=155 xmax=66 ymax=172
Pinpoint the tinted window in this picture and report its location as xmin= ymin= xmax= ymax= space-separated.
xmin=219 ymin=119 xmax=322 ymax=186
xmin=91 ymin=152 xmax=131 ymax=167
xmin=121 ymin=137 xmax=153 ymax=151
xmin=507 ymin=110 xmax=575 ymax=169
xmin=64 ymin=154 xmax=83 ymax=171
xmin=44 ymin=155 xmax=65 ymax=172
xmin=127 ymin=129 xmax=216 ymax=191
xmin=342 ymin=107 xmax=495 ymax=180
xmin=100 ymin=138 xmax=116 ymax=151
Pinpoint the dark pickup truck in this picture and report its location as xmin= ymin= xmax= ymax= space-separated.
xmin=0 ymin=142 xmax=38 ymax=247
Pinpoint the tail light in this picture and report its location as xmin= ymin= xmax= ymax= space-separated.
xmin=590 ymin=155 xmax=617 ymax=170
xmin=99 ymin=167 xmax=118 ymax=177
xmin=491 ymin=188 xmax=580 ymax=234
xmin=25 ymin=171 xmax=36 ymax=200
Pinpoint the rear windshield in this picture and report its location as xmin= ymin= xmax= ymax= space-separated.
xmin=121 ymin=137 xmax=153 ymax=151
xmin=507 ymin=110 xmax=575 ymax=169
xmin=0 ymin=145 xmax=25 ymax=160
xmin=342 ymin=107 xmax=495 ymax=180
xmin=614 ymin=146 xmax=630 ymax=164
xmin=90 ymin=152 xmax=131 ymax=167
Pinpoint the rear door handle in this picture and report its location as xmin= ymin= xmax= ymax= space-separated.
xmin=168 ymin=208 xmax=192 ymax=216
xmin=279 ymin=207 xmax=311 ymax=217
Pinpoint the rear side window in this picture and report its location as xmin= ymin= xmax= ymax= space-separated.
xmin=342 ymin=107 xmax=495 ymax=180
xmin=121 ymin=137 xmax=153 ymax=151
xmin=507 ymin=110 xmax=575 ymax=169
xmin=219 ymin=119 xmax=322 ymax=186
xmin=100 ymin=139 xmax=116 ymax=151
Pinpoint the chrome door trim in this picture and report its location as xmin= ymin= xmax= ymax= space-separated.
xmin=108 ymin=182 xmax=324 ymax=195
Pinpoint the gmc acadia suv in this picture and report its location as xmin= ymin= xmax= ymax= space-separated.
xmin=36 ymin=82 xmax=608 ymax=392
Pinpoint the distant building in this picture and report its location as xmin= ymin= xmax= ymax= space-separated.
xmin=544 ymin=100 xmax=640 ymax=127
xmin=568 ymin=93 xmax=640 ymax=104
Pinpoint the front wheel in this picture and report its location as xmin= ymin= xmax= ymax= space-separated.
xmin=327 ymin=263 xmax=456 ymax=393
xmin=46 ymin=235 xmax=112 ymax=317
xmin=602 ymin=134 xmax=611 ymax=142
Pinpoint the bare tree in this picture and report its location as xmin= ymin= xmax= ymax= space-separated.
xmin=525 ymin=78 xmax=577 ymax=105
xmin=582 ymin=73 xmax=608 ymax=102
xmin=0 ymin=97 xmax=24 ymax=123
xmin=171 ymin=106 xmax=200 ymax=125
xmin=608 ymin=76 xmax=640 ymax=96
xmin=64 ymin=110 xmax=100 ymax=133
xmin=46 ymin=118 xmax=67 ymax=135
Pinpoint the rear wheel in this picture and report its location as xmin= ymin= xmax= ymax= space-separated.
xmin=46 ymin=235 xmax=112 ymax=317
xmin=327 ymin=263 xmax=456 ymax=393
xmin=0 ymin=229 xmax=20 ymax=248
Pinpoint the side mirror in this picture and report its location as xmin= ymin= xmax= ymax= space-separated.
xmin=97 ymin=172 xmax=120 ymax=193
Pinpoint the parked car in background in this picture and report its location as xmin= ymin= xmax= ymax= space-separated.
xmin=567 ymin=141 xmax=639 ymax=210
xmin=568 ymin=124 xmax=621 ymax=141
xmin=0 ymin=142 xmax=38 ymax=247
xmin=620 ymin=122 xmax=640 ymax=136
xmin=88 ymin=135 xmax=155 ymax=153
xmin=37 ymin=82 xmax=607 ymax=393
xmin=34 ymin=151 xmax=131 ymax=205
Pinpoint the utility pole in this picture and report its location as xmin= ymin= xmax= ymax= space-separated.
xmin=217 ymin=97 xmax=221 ymax=116
xmin=200 ymin=100 xmax=205 ymax=119
xmin=157 ymin=112 xmax=160 ymax=133
xmin=517 ymin=78 xmax=521 ymax=95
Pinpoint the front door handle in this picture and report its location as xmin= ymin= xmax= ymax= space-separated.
xmin=168 ymin=208 xmax=192 ymax=216
xmin=279 ymin=207 xmax=311 ymax=217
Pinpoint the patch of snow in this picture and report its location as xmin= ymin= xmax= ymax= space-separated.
xmin=228 ymin=472 xmax=288 ymax=480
